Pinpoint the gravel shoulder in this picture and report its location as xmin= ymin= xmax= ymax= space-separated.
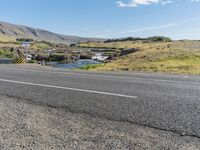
xmin=0 ymin=95 xmax=200 ymax=150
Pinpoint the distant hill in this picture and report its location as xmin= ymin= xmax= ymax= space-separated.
xmin=0 ymin=21 xmax=104 ymax=44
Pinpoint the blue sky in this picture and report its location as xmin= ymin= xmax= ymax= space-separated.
xmin=0 ymin=0 xmax=200 ymax=39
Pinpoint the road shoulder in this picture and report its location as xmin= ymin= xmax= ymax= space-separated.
xmin=0 ymin=95 xmax=200 ymax=150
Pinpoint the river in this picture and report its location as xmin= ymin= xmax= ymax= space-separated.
xmin=0 ymin=59 xmax=13 ymax=64
xmin=54 ymin=59 xmax=100 ymax=69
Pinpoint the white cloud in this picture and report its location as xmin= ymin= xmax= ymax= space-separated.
xmin=116 ymin=0 xmax=199 ymax=8
xmin=116 ymin=0 xmax=170 ymax=7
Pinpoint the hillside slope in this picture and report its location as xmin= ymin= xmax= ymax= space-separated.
xmin=0 ymin=21 xmax=103 ymax=44
xmin=80 ymin=40 xmax=200 ymax=74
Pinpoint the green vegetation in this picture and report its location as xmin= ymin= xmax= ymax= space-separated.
xmin=16 ymin=38 xmax=34 ymax=42
xmin=78 ymin=64 xmax=105 ymax=70
xmin=0 ymin=49 xmax=14 ymax=58
xmin=0 ymin=35 xmax=16 ymax=42
xmin=80 ymin=36 xmax=172 ymax=49
xmin=30 ymin=41 xmax=68 ymax=51
xmin=31 ymin=42 xmax=51 ymax=50
xmin=80 ymin=40 xmax=200 ymax=75
xmin=1 ymin=35 xmax=199 ymax=75
xmin=80 ymin=42 xmax=120 ymax=49
xmin=47 ymin=53 xmax=66 ymax=62
xmin=104 ymin=36 xmax=172 ymax=43
xmin=27 ymin=60 xmax=38 ymax=64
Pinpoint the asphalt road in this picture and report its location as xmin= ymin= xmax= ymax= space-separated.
xmin=0 ymin=65 xmax=200 ymax=138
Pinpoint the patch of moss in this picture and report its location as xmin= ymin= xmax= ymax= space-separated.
xmin=78 ymin=64 xmax=105 ymax=70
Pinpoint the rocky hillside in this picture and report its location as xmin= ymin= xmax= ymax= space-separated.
xmin=0 ymin=21 xmax=103 ymax=44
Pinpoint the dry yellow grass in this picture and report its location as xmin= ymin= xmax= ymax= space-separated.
xmin=82 ymin=41 xmax=200 ymax=75
xmin=0 ymin=35 xmax=16 ymax=42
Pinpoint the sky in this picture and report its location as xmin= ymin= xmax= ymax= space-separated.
xmin=0 ymin=0 xmax=200 ymax=39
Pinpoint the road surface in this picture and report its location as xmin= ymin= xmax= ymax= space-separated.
xmin=0 ymin=65 xmax=200 ymax=138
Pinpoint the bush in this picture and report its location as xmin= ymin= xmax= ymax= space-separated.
xmin=104 ymin=36 xmax=172 ymax=43
xmin=16 ymin=38 xmax=34 ymax=42
xmin=148 ymin=36 xmax=172 ymax=42
xmin=47 ymin=54 xmax=66 ymax=61
xmin=0 ymin=49 xmax=14 ymax=58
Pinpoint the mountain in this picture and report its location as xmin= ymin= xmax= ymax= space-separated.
xmin=0 ymin=21 xmax=104 ymax=44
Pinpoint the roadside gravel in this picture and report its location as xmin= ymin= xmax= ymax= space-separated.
xmin=0 ymin=95 xmax=200 ymax=150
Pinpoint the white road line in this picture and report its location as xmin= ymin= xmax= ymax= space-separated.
xmin=0 ymin=68 xmax=193 ymax=84
xmin=0 ymin=78 xmax=137 ymax=99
